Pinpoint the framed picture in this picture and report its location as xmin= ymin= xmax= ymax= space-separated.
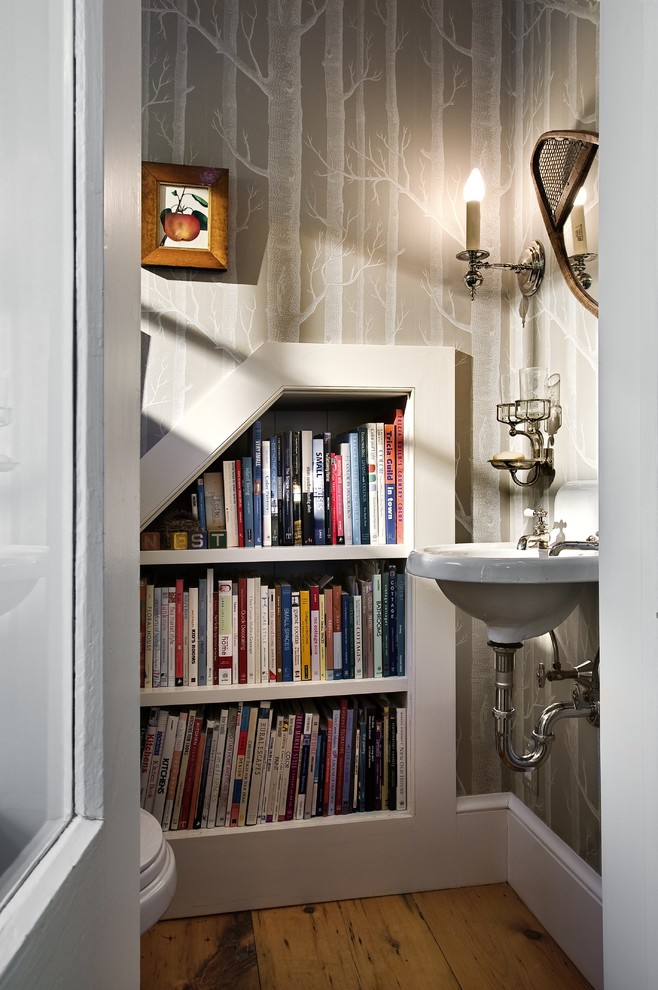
xmin=141 ymin=162 xmax=229 ymax=269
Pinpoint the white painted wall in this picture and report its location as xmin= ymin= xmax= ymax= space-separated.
xmin=0 ymin=0 xmax=141 ymax=985
xmin=599 ymin=1 xmax=658 ymax=987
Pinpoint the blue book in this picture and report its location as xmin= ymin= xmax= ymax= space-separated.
xmin=279 ymin=581 xmax=293 ymax=681
xmin=251 ymin=420 xmax=262 ymax=547
xmin=241 ymin=456 xmax=255 ymax=548
xmin=196 ymin=477 xmax=207 ymax=531
xmin=197 ymin=577 xmax=207 ymax=686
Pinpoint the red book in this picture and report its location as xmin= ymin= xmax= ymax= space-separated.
xmin=187 ymin=724 xmax=207 ymax=829
xmin=333 ymin=698 xmax=348 ymax=814
xmin=393 ymin=407 xmax=404 ymax=544
xmin=237 ymin=576 xmax=248 ymax=684
xmin=330 ymin=453 xmax=345 ymax=545
xmin=235 ymin=457 xmax=245 ymax=547
xmin=177 ymin=709 xmax=205 ymax=830
xmin=175 ymin=577 xmax=184 ymax=686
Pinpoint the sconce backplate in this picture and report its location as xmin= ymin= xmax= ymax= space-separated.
xmin=517 ymin=240 xmax=545 ymax=297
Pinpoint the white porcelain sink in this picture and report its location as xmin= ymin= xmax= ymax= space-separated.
xmin=0 ymin=545 xmax=48 ymax=616
xmin=406 ymin=542 xmax=598 ymax=643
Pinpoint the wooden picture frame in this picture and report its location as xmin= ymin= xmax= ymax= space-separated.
xmin=141 ymin=161 xmax=228 ymax=269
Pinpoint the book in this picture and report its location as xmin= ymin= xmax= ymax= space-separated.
xmin=301 ymin=700 xmax=320 ymax=820
xmin=159 ymin=588 xmax=169 ymax=687
xmin=139 ymin=577 xmax=147 ymax=688
xmin=257 ymin=713 xmax=277 ymax=824
xmin=143 ymin=707 xmax=170 ymax=813
xmin=281 ymin=431 xmax=294 ymax=546
xmin=197 ymin=576 xmax=207 ymax=686
xmin=341 ymin=590 xmax=351 ymax=680
xmin=322 ymin=432 xmax=332 ymax=545
xmin=195 ymin=476 xmax=207 ymax=531
xmin=188 ymin=585 xmax=199 ymax=686
xmin=246 ymin=575 xmax=260 ymax=683
xmin=338 ymin=439 xmax=353 ymax=546
xmin=278 ymin=580 xmax=293 ymax=682
xmin=251 ymin=420 xmax=263 ymax=547
xmin=376 ymin=422 xmax=386 ymax=545
xmin=178 ymin=708 xmax=206 ymax=829
xmin=261 ymin=438 xmax=272 ymax=547
xmin=324 ymin=585 xmax=334 ymax=680
xmin=241 ymin=456 xmax=255 ymax=548
xmin=291 ymin=430 xmax=303 ymax=546
xmin=205 ymin=567 xmax=214 ymax=687
xmin=299 ymin=588 xmax=311 ymax=681
xmin=152 ymin=709 xmax=179 ymax=825
xmin=384 ymin=422 xmax=397 ymax=544
xmin=216 ymin=704 xmax=239 ymax=827
xmin=203 ymin=471 xmax=226 ymax=533
xmin=301 ymin=429 xmax=314 ymax=545
xmin=396 ymin=702 xmax=407 ymax=811
xmin=162 ymin=710 xmax=189 ymax=831
xmin=312 ymin=434 xmax=326 ymax=545
xmin=265 ymin=709 xmax=287 ymax=823
xmin=237 ymin=701 xmax=260 ymax=826
xmin=152 ymin=586 xmax=162 ymax=687
xmin=167 ymin=585 xmax=176 ymax=686
xmin=260 ymin=582 xmax=270 ymax=683
xmin=237 ymin=576 xmax=248 ymax=684
xmin=191 ymin=719 xmax=213 ymax=829
xmin=215 ymin=580 xmax=233 ymax=685
xmin=222 ymin=460 xmax=239 ymax=547
xmin=229 ymin=702 xmax=253 ymax=827
xmin=364 ymin=423 xmax=378 ymax=544
xmin=333 ymin=697 xmax=349 ymax=815
xmin=330 ymin=453 xmax=345 ymax=545
xmin=307 ymin=581 xmax=321 ymax=681
xmin=199 ymin=714 xmax=221 ymax=827
xmin=396 ymin=569 xmax=405 ymax=676
xmin=331 ymin=582 xmax=343 ymax=679
xmin=356 ymin=425 xmax=371 ymax=544
xmin=139 ymin=707 xmax=160 ymax=806
xmin=284 ymin=703 xmax=304 ymax=821
xmin=274 ymin=709 xmax=294 ymax=822
xmin=205 ymin=706 xmax=229 ymax=827
xmin=246 ymin=700 xmax=273 ymax=826
xmin=341 ymin=698 xmax=357 ymax=814
xmin=235 ymin=457 xmax=245 ymax=547
xmin=170 ymin=707 xmax=198 ymax=830
xmin=393 ymin=407 xmax=404 ymax=543
xmin=294 ymin=702 xmax=314 ymax=820
xmin=269 ymin=435 xmax=280 ymax=547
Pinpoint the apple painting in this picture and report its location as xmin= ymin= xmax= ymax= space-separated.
xmin=159 ymin=185 xmax=209 ymax=247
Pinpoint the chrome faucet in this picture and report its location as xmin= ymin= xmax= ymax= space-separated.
xmin=516 ymin=507 xmax=550 ymax=550
xmin=548 ymin=534 xmax=599 ymax=555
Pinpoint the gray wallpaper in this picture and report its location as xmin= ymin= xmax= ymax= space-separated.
xmin=141 ymin=0 xmax=600 ymax=869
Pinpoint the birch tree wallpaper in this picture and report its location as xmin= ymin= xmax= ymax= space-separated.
xmin=142 ymin=0 xmax=600 ymax=869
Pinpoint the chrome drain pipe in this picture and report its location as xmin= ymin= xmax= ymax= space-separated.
xmin=490 ymin=640 xmax=599 ymax=773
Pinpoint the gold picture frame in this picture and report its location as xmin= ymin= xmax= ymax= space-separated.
xmin=141 ymin=161 xmax=228 ymax=269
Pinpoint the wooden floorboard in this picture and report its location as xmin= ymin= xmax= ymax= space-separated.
xmin=140 ymin=884 xmax=593 ymax=990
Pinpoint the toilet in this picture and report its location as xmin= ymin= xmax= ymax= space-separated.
xmin=140 ymin=809 xmax=177 ymax=934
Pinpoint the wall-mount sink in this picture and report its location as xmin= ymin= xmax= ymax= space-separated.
xmin=406 ymin=542 xmax=598 ymax=643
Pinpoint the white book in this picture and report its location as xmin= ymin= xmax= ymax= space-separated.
xmin=246 ymin=576 xmax=260 ymax=684
xmin=275 ymin=711 xmax=294 ymax=822
xmin=246 ymin=701 xmax=273 ymax=826
xmin=260 ymin=583 xmax=270 ymax=683
xmin=151 ymin=710 xmax=179 ymax=825
xmin=353 ymin=591 xmax=363 ymax=678
xmin=376 ymin=422 xmax=386 ymax=545
xmin=301 ymin=429 xmax=314 ymax=545
xmin=222 ymin=460 xmax=239 ymax=547
xmin=268 ymin=587 xmax=277 ymax=682
xmin=258 ymin=721 xmax=277 ymax=824
xmin=188 ymin=585 xmax=199 ymax=687
xmin=295 ymin=705 xmax=315 ymax=820
xmin=206 ymin=707 xmax=229 ymax=827
xmin=303 ymin=701 xmax=320 ymax=819
xmin=312 ymin=434 xmax=326 ymax=545
xmin=261 ymin=439 xmax=272 ymax=547
xmin=232 ymin=583 xmax=239 ymax=684
xmin=222 ymin=702 xmax=244 ymax=828
xmin=216 ymin=580 xmax=233 ymax=686
xmin=182 ymin=590 xmax=189 ymax=685
xmin=206 ymin=567 xmax=214 ymax=686
xmin=161 ymin=711 xmax=189 ymax=831
xmin=203 ymin=470 xmax=226 ymax=531
xmin=143 ymin=708 xmax=169 ymax=813
xmin=364 ymin=423 xmax=379 ymax=544
xmin=139 ymin=708 xmax=159 ymax=806
xmin=144 ymin=582 xmax=154 ymax=689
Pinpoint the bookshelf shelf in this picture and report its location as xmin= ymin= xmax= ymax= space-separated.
xmin=140 ymin=343 xmax=458 ymax=917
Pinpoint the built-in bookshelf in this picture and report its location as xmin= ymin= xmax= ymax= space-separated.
xmin=139 ymin=343 xmax=458 ymax=918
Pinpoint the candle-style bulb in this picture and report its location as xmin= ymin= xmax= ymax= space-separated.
xmin=571 ymin=186 xmax=588 ymax=255
xmin=464 ymin=168 xmax=485 ymax=252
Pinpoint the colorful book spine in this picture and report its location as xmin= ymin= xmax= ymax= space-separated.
xmin=384 ymin=422 xmax=397 ymax=544
xmin=195 ymin=477 xmax=207 ymax=531
xmin=261 ymin=438 xmax=272 ymax=547
xmin=301 ymin=429 xmax=314 ymax=545
xmin=394 ymin=407 xmax=404 ymax=544
xmin=222 ymin=460 xmax=239 ymax=548
xmin=251 ymin=420 xmax=263 ymax=547
xmin=312 ymin=434 xmax=326 ymax=545
xmin=241 ymin=456 xmax=255 ymax=548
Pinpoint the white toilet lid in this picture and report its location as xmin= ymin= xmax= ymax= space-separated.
xmin=140 ymin=809 xmax=165 ymax=878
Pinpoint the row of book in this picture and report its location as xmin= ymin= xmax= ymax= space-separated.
xmin=139 ymin=564 xmax=405 ymax=689
xmin=142 ymin=412 xmax=405 ymax=551
xmin=140 ymin=695 xmax=407 ymax=831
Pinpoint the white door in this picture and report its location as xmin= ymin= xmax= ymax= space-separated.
xmin=0 ymin=0 xmax=141 ymax=986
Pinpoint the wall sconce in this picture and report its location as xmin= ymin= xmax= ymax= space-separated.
xmin=456 ymin=168 xmax=545 ymax=303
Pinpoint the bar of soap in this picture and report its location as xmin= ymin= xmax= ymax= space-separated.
xmin=492 ymin=450 xmax=526 ymax=463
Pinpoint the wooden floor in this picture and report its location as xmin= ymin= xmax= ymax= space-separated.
xmin=140 ymin=883 xmax=592 ymax=990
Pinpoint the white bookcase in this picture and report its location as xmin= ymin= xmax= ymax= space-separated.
xmin=140 ymin=343 xmax=459 ymax=917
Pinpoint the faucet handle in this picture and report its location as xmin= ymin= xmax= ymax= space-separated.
xmin=524 ymin=506 xmax=548 ymax=533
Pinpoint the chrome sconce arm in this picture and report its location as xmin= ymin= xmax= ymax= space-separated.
xmin=456 ymin=241 xmax=545 ymax=302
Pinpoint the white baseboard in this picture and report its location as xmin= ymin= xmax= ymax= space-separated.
xmin=456 ymin=793 xmax=602 ymax=990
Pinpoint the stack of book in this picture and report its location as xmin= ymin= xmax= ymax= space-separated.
xmin=139 ymin=564 xmax=405 ymax=688
xmin=141 ymin=410 xmax=405 ymax=551
xmin=139 ymin=694 xmax=407 ymax=831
